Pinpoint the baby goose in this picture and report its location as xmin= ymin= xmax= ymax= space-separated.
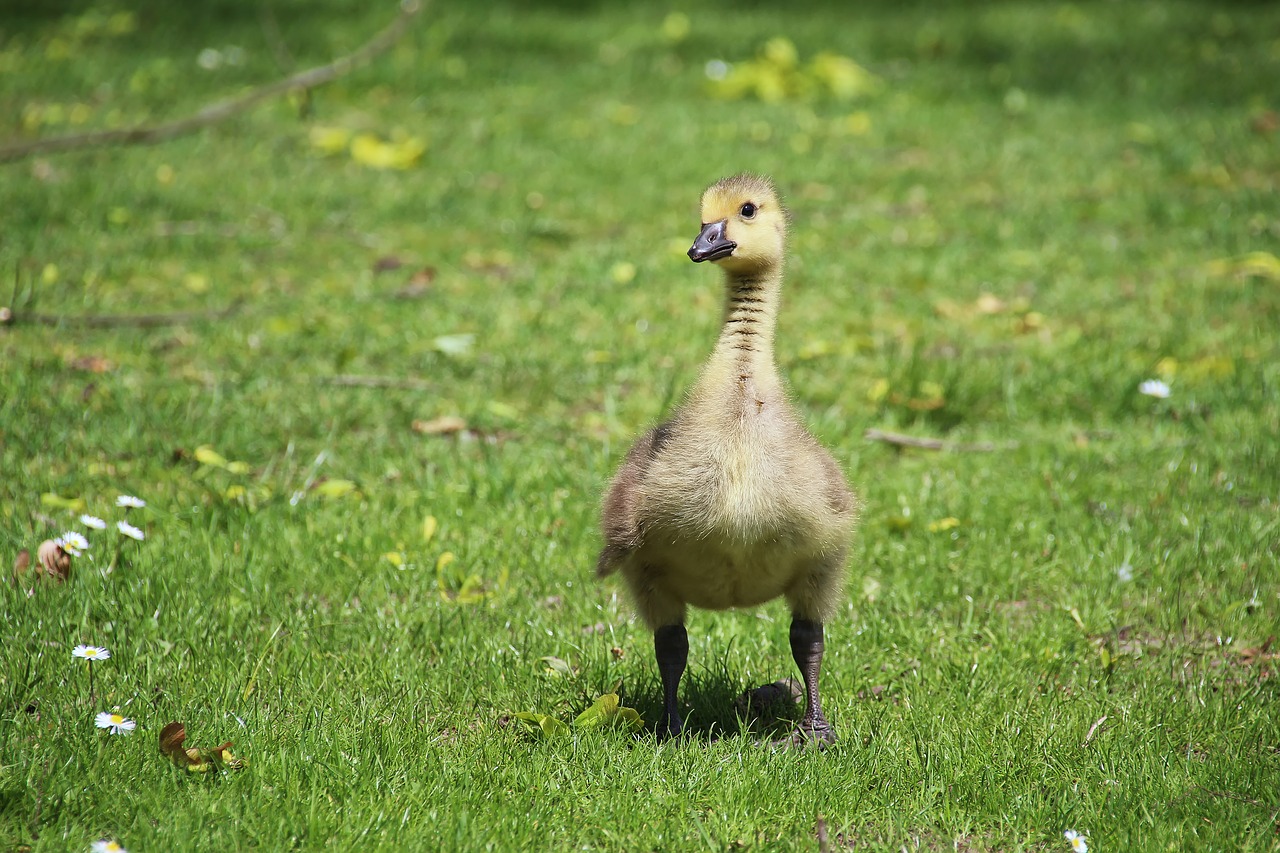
xmin=598 ymin=174 xmax=858 ymax=743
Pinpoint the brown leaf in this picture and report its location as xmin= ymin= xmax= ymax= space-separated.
xmin=1251 ymin=110 xmax=1279 ymax=135
xmin=159 ymin=721 xmax=187 ymax=760
xmin=69 ymin=355 xmax=114 ymax=373
xmin=12 ymin=549 xmax=30 ymax=579
xmin=159 ymin=721 xmax=247 ymax=772
xmin=412 ymin=415 xmax=467 ymax=435
xmin=372 ymin=255 xmax=404 ymax=273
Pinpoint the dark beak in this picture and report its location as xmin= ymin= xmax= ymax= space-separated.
xmin=688 ymin=220 xmax=736 ymax=263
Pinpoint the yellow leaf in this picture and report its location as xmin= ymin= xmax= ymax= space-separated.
xmin=1208 ymin=251 xmax=1277 ymax=281
xmin=383 ymin=551 xmax=404 ymax=567
xmin=763 ymin=37 xmax=798 ymax=70
xmin=609 ymin=261 xmax=636 ymax=284
xmin=225 ymin=461 xmax=250 ymax=475
xmin=308 ymin=125 xmax=351 ymax=155
xmin=867 ymin=378 xmax=890 ymax=403
xmin=194 ymin=445 xmax=228 ymax=468
xmin=514 ymin=711 xmax=570 ymax=738
xmin=224 ymin=484 xmax=246 ymax=501
xmin=842 ymin=111 xmax=872 ymax=136
xmin=453 ymin=574 xmax=490 ymax=604
xmin=807 ymin=52 xmax=881 ymax=100
xmin=313 ymin=479 xmax=357 ymax=499
xmin=436 ymin=551 xmax=455 ymax=572
xmin=422 ymin=515 xmax=438 ymax=544
xmin=40 ymin=493 xmax=86 ymax=512
xmin=661 ymin=12 xmax=690 ymax=42
xmin=927 ymin=517 xmax=960 ymax=532
xmin=350 ymin=133 xmax=426 ymax=170
xmin=486 ymin=400 xmax=519 ymax=420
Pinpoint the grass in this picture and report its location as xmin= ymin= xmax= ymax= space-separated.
xmin=2 ymin=0 xmax=1279 ymax=849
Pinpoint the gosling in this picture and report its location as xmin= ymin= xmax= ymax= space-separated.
xmin=597 ymin=174 xmax=858 ymax=744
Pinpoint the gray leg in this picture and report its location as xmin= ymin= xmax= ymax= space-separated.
xmin=790 ymin=618 xmax=836 ymax=744
xmin=654 ymin=624 xmax=688 ymax=740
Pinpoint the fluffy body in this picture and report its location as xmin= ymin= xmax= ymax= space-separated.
xmin=598 ymin=173 xmax=858 ymax=629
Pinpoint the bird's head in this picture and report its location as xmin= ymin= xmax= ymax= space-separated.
xmin=688 ymin=173 xmax=787 ymax=274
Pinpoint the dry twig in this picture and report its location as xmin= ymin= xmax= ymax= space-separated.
xmin=0 ymin=0 xmax=424 ymax=163
xmin=864 ymin=428 xmax=1017 ymax=453
xmin=1082 ymin=715 xmax=1107 ymax=747
xmin=316 ymin=374 xmax=434 ymax=391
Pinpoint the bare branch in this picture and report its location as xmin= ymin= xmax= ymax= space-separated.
xmin=2 ymin=301 xmax=242 ymax=328
xmin=0 ymin=0 xmax=424 ymax=164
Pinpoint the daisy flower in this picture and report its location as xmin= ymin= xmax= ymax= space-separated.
xmin=80 ymin=514 xmax=108 ymax=530
xmin=95 ymin=711 xmax=136 ymax=735
xmin=59 ymin=531 xmax=90 ymax=556
xmin=73 ymin=645 xmax=111 ymax=661
xmin=1138 ymin=379 xmax=1170 ymax=399
xmin=1064 ymin=829 xmax=1088 ymax=853
xmin=116 ymin=495 xmax=146 ymax=509
xmin=117 ymin=521 xmax=145 ymax=541
xmin=90 ymin=841 xmax=128 ymax=853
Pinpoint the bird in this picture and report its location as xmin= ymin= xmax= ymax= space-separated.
xmin=597 ymin=173 xmax=859 ymax=744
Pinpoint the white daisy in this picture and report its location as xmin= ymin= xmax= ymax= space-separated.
xmin=115 ymin=495 xmax=146 ymax=509
xmin=73 ymin=645 xmax=111 ymax=661
xmin=80 ymin=515 xmax=108 ymax=530
xmin=94 ymin=711 xmax=136 ymax=735
xmin=1064 ymin=830 xmax=1088 ymax=853
xmin=117 ymin=521 xmax=145 ymax=541
xmin=1138 ymin=379 xmax=1170 ymax=399
xmin=90 ymin=840 xmax=128 ymax=853
xmin=59 ymin=532 xmax=90 ymax=556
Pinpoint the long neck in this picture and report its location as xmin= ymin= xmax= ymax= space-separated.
xmin=705 ymin=263 xmax=783 ymax=389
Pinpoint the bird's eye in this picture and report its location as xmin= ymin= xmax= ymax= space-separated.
xmin=740 ymin=202 xmax=757 ymax=219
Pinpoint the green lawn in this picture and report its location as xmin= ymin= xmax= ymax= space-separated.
xmin=2 ymin=0 xmax=1279 ymax=850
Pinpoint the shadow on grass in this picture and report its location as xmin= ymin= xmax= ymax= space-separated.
xmin=627 ymin=669 xmax=803 ymax=744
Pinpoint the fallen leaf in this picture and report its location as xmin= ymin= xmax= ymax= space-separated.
xmin=432 ymin=333 xmax=474 ymax=357
xmin=69 ymin=355 xmax=114 ymax=373
xmin=158 ymin=721 xmax=247 ymax=772
xmin=1204 ymin=251 xmax=1280 ymax=282
xmin=513 ymin=711 xmax=570 ymax=738
xmin=311 ymin=478 xmax=358 ymax=499
xmin=194 ymin=445 xmax=229 ymax=468
xmin=40 ymin=492 xmax=86 ymax=512
xmin=12 ymin=549 xmax=30 ymax=579
xmin=539 ymin=656 xmax=575 ymax=678
xmin=573 ymin=693 xmax=643 ymax=732
xmin=308 ymin=125 xmax=351 ymax=155
xmin=486 ymin=401 xmax=519 ymax=420
xmin=350 ymin=132 xmax=426 ymax=170
xmin=412 ymin=415 xmax=467 ymax=435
